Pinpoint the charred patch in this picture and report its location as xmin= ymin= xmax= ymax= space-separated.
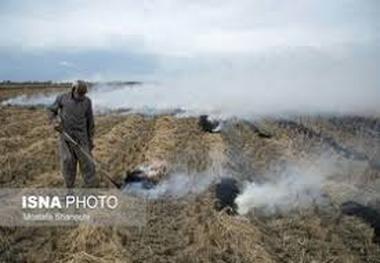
xmin=341 ymin=201 xmax=380 ymax=244
xmin=214 ymin=177 xmax=240 ymax=215
xmin=198 ymin=115 xmax=221 ymax=133
xmin=123 ymin=170 xmax=156 ymax=189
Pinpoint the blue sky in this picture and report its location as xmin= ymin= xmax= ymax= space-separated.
xmin=0 ymin=0 xmax=378 ymax=81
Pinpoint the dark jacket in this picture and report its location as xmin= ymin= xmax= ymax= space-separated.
xmin=48 ymin=91 xmax=94 ymax=147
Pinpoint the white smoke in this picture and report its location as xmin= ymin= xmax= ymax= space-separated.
xmin=2 ymin=94 xmax=57 ymax=107
xmin=2 ymin=61 xmax=380 ymax=118
xmin=235 ymin=160 xmax=334 ymax=215
xmin=122 ymin=171 xmax=216 ymax=199
xmin=122 ymin=147 xmax=225 ymax=199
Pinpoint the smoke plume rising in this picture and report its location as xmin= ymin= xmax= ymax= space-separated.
xmin=235 ymin=159 xmax=335 ymax=215
xmin=122 ymin=171 xmax=216 ymax=199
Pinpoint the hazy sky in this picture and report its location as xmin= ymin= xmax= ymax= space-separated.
xmin=0 ymin=0 xmax=378 ymax=80
xmin=1 ymin=1 xmax=379 ymax=115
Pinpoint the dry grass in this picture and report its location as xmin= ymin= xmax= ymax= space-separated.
xmin=180 ymin=194 xmax=274 ymax=263
xmin=57 ymin=225 xmax=130 ymax=263
xmin=0 ymin=87 xmax=379 ymax=262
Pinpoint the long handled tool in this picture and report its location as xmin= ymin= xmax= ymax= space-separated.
xmin=60 ymin=130 xmax=122 ymax=189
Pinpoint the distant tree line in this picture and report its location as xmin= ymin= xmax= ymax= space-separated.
xmin=0 ymin=81 xmax=71 ymax=90
xmin=0 ymin=80 xmax=69 ymax=86
xmin=0 ymin=80 xmax=143 ymax=90
xmin=1 ymin=80 xmax=142 ymax=86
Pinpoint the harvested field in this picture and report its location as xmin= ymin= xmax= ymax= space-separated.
xmin=0 ymin=87 xmax=380 ymax=262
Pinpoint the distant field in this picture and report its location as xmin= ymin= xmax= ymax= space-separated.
xmin=0 ymin=83 xmax=68 ymax=103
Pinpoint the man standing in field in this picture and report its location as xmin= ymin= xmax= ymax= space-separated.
xmin=48 ymin=80 xmax=97 ymax=188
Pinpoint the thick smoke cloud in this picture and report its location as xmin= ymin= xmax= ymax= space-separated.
xmin=235 ymin=158 xmax=338 ymax=215
xmin=3 ymin=46 xmax=380 ymax=117
xmin=1 ymin=1 xmax=379 ymax=115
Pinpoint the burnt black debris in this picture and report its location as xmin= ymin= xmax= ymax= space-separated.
xmin=123 ymin=170 xmax=156 ymax=189
xmin=340 ymin=201 xmax=380 ymax=244
xmin=199 ymin=115 xmax=221 ymax=133
xmin=215 ymin=177 xmax=240 ymax=215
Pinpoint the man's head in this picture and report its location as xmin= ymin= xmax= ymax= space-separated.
xmin=72 ymin=80 xmax=88 ymax=100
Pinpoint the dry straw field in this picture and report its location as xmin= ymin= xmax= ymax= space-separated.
xmin=0 ymin=86 xmax=379 ymax=262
